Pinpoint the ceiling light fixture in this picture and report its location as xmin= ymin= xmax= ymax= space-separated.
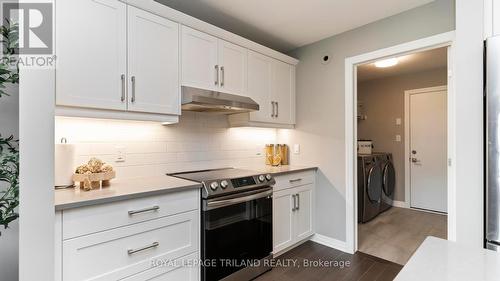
xmin=374 ymin=58 xmax=398 ymax=68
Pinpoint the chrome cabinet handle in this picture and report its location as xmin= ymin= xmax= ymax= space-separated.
xmin=276 ymin=102 xmax=279 ymax=117
xmin=120 ymin=74 xmax=126 ymax=102
xmin=271 ymin=101 xmax=276 ymax=117
xmin=292 ymin=194 xmax=297 ymax=211
xmin=220 ymin=66 xmax=225 ymax=87
xmin=131 ymin=76 xmax=136 ymax=103
xmin=128 ymin=205 xmax=159 ymax=216
xmin=127 ymin=242 xmax=159 ymax=255
xmin=296 ymin=193 xmax=300 ymax=210
xmin=215 ymin=65 xmax=219 ymax=86
xmin=289 ymin=178 xmax=302 ymax=183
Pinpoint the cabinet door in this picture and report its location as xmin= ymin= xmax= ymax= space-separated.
xmin=218 ymin=40 xmax=247 ymax=95
xmin=273 ymin=188 xmax=294 ymax=254
xmin=181 ymin=26 xmax=218 ymax=90
xmin=63 ymin=211 xmax=199 ymax=281
xmin=127 ymin=7 xmax=180 ymax=114
xmin=56 ymin=0 xmax=127 ymax=110
xmin=120 ymin=252 xmax=199 ymax=281
xmin=247 ymin=51 xmax=273 ymax=122
xmin=294 ymin=184 xmax=314 ymax=241
xmin=272 ymin=60 xmax=296 ymax=125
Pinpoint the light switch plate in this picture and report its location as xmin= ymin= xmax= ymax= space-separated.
xmin=395 ymin=135 xmax=401 ymax=142
xmin=293 ymin=144 xmax=300 ymax=154
xmin=396 ymin=118 xmax=402 ymax=125
xmin=115 ymin=145 xmax=126 ymax=163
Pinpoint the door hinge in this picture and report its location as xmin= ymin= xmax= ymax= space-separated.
xmin=448 ymin=158 xmax=452 ymax=166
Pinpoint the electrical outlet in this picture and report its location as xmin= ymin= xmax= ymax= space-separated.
xmin=293 ymin=144 xmax=300 ymax=154
xmin=115 ymin=145 xmax=126 ymax=163
xmin=395 ymin=135 xmax=401 ymax=142
xmin=396 ymin=118 xmax=402 ymax=125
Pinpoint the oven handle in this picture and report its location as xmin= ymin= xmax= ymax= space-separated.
xmin=206 ymin=189 xmax=273 ymax=210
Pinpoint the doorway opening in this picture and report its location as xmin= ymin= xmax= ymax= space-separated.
xmin=354 ymin=46 xmax=449 ymax=265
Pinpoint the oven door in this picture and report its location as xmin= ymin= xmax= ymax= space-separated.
xmin=202 ymin=188 xmax=273 ymax=281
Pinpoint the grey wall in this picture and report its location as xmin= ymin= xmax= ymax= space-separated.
xmin=281 ymin=0 xmax=455 ymax=242
xmin=357 ymin=67 xmax=448 ymax=202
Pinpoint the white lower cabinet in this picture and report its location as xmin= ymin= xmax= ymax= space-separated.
xmin=272 ymin=172 xmax=315 ymax=255
xmin=55 ymin=189 xmax=200 ymax=281
xmin=273 ymin=188 xmax=295 ymax=253
xmin=294 ymin=185 xmax=314 ymax=241
xmin=122 ymin=252 xmax=199 ymax=281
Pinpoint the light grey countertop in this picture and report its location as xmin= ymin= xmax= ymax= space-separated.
xmin=395 ymin=236 xmax=500 ymax=281
xmin=54 ymin=176 xmax=201 ymax=211
xmin=54 ymin=165 xmax=318 ymax=211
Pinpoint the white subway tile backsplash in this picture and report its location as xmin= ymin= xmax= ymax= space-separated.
xmin=55 ymin=112 xmax=277 ymax=179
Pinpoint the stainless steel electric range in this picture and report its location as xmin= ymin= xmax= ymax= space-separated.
xmin=169 ymin=168 xmax=275 ymax=281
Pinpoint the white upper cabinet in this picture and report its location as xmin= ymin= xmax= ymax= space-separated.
xmin=56 ymin=0 xmax=180 ymax=121
xmin=272 ymin=60 xmax=296 ymax=125
xmin=247 ymin=51 xmax=273 ymax=122
xmin=218 ymin=40 xmax=247 ymax=95
xmin=181 ymin=26 xmax=219 ymax=91
xmin=181 ymin=26 xmax=247 ymax=95
xmin=127 ymin=6 xmax=180 ymax=115
xmin=56 ymin=0 xmax=296 ymax=125
xmin=229 ymin=51 xmax=296 ymax=127
xmin=56 ymin=0 xmax=127 ymax=110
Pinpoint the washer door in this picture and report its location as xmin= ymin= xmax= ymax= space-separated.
xmin=382 ymin=161 xmax=396 ymax=196
xmin=366 ymin=165 xmax=382 ymax=203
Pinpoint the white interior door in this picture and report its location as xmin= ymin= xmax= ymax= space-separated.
xmin=409 ymin=88 xmax=447 ymax=213
xmin=127 ymin=6 xmax=180 ymax=115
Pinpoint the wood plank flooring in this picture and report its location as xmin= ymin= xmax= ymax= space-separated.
xmin=358 ymin=207 xmax=447 ymax=265
xmin=255 ymin=241 xmax=403 ymax=281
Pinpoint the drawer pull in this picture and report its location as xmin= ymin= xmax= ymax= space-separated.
xmin=127 ymin=242 xmax=159 ymax=255
xmin=289 ymin=178 xmax=302 ymax=183
xmin=128 ymin=205 xmax=160 ymax=216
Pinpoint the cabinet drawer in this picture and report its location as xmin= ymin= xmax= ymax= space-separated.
xmin=273 ymin=170 xmax=315 ymax=192
xmin=63 ymin=210 xmax=199 ymax=281
xmin=123 ymin=252 xmax=199 ymax=281
xmin=63 ymin=189 xmax=199 ymax=239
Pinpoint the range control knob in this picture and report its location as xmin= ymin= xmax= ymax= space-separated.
xmin=220 ymin=180 xmax=229 ymax=189
xmin=258 ymin=175 xmax=266 ymax=182
xmin=210 ymin=182 xmax=219 ymax=191
xmin=265 ymin=174 xmax=272 ymax=181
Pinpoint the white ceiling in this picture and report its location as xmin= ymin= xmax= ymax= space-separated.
xmin=357 ymin=47 xmax=447 ymax=81
xmin=156 ymin=0 xmax=435 ymax=52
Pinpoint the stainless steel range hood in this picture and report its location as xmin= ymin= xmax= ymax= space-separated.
xmin=181 ymin=86 xmax=259 ymax=114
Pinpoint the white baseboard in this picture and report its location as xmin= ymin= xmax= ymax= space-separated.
xmin=392 ymin=200 xmax=408 ymax=208
xmin=391 ymin=201 xmax=447 ymax=215
xmin=310 ymin=234 xmax=350 ymax=253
